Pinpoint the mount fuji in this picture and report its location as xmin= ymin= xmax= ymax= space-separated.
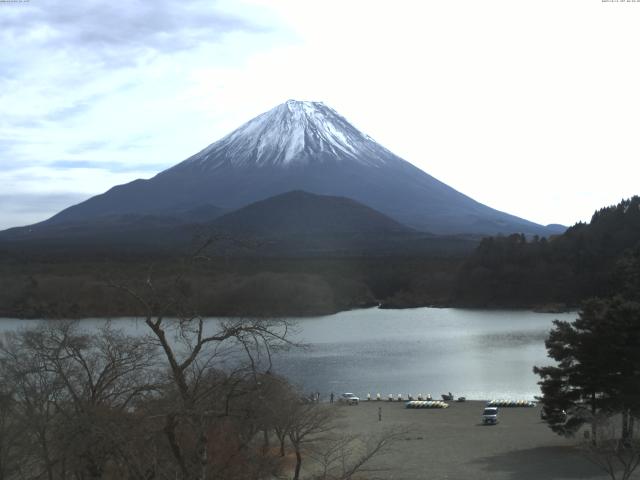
xmin=9 ymin=100 xmax=561 ymax=238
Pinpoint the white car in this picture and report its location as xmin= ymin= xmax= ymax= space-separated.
xmin=482 ymin=407 xmax=499 ymax=425
xmin=339 ymin=393 xmax=360 ymax=405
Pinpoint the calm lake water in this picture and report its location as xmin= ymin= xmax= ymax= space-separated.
xmin=0 ymin=307 xmax=577 ymax=401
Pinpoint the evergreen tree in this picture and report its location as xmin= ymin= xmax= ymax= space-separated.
xmin=534 ymin=297 xmax=640 ymax=441
xmin=457 ymin=196 xmax=640 ymax=307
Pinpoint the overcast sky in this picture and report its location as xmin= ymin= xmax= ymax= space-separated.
xmin=1 ymin=0 xmax=639 ymax=230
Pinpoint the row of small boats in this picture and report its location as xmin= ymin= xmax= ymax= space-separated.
xmin=365 ymin=395 xmax=536 ymax=407
xmin=486 ymin=400 xmax=536 ymax=407
xmin=405 ymin=401 xmax=450 ymax=409
xmin=367 ymin=394 xmax=435 ymax=401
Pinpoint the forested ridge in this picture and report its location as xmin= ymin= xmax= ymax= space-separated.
xmin=0 ymin=256 xmax=462 ymax=319
xmin=455 ymin=196 xmax=640 ymax=308
xmin=1 ymin=197 xmax=639 ymax=318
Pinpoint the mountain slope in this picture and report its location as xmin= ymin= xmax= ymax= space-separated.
xmin=16 ymin=100 xmax=559 ymax=236
xmin=206 ymin=190 xmax=477 ymax=256
xmin=0 ymin=204 xmax=227 ymax=253
xmin=211 ymin=190 xmax=413 ymax=236
xmin=0 ymin=190 xmax=479 ymax=256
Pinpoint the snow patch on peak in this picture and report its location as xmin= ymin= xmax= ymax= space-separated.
xmin=181 ymin=100 xmax=398 ymax=170
xmin=285 ymin=99 xmax=324 ymax=110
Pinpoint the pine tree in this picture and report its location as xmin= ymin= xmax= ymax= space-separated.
xmin=534 ymin=297 xmax=640 ymax=441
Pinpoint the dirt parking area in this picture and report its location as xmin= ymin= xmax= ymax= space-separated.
xmin=330 ymin=400 xmax=609 ymax=480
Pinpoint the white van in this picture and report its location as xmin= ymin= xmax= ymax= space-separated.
xmin=482 ymin=407 xmax=499 ymax=425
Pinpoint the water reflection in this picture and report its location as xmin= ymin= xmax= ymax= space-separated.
xmin=271 ymin=307 xmax=576 ymax=400
xmin=0 ymin=307 xmax=576 ymax=400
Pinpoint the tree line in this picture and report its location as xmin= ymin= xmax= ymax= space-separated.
xmin=456 ymin=196 xmax=640 ymax=308
xmin=0 ymin=255 xmax=464 ymax=319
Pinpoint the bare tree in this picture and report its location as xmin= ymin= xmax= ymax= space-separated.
xmin=581 ymin=413 xmax=640 ymax=480
xmin=253 ymin=373 xmax=301 ymax=458
xmin=0 ymin=327 xmax=69 ymax=480
xmin=309 ymin=428 xmax=406 ymax=480
xmin=287 ymin=403 xmax=337 ymax=480
xmin=0 ymin=321 xmax=161 ymax=480
xmin=110 ymin=245 xmax=296 ymax=480
xmin=0 ymin=389 xmax=24 ymax=480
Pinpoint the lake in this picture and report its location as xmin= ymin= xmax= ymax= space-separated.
xmin=0 ymin=307 xmax=576 ymax=401
xmin=271 ymin=307 xmax=577 ymax=401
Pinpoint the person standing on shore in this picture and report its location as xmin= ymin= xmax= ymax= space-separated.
xmin=330 ymin=392 xmax=334 ymax=404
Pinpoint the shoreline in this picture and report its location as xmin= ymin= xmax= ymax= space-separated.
xmin=0 ymin=302 xmax=579 ymax=321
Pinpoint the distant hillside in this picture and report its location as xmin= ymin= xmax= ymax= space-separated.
xmin=0 ymin=191 xmax=478 ymax=257
xmin=455 ymin=196 xmax=640 ymax=308
xmin=211 ymin=190 xmax=412 ymax=236
xmin=207 ymin=190 xmax=480 ymax=256
xmin=0 ymin=204 xmax=227 ymax=254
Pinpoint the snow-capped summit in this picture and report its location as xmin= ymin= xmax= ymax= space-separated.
xmin=180 ymin=99 xmax=390 ymax=169
xmin=39 ymin=100 xmax=560 ymax=236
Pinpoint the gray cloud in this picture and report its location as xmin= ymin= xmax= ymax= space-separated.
xmin=43 ymin=81 xmax=139 ymax=123
xmin=0 ymin=138 xmax=47 ymax=169
xmin=0 ymin=161 xmax=38 ymax=172
xmin=48 ymin=159 xmax=168 ymax=173
xmin=1 ymin=117 xmax=44 ymax=129
xmin=0 ymin=192 xmax=92 ymax=229
xmin=0 ymin=193 xmax=90 ymax=230
xmin=0 ymin=1 xmax=267 ymax=147
xmin=65 ymin=132 xmax=155 ymax=155
xmin=65 ymin=140 xmax=112 ymax=155
xmin=43 ymin=101 xmax=96 ymax=123
xmin=0 ymin=1 xmax=263 ymax=75
xmin=0 ymin=192 xmax=89 ymax=215
xmin=0 ymin=138 xmax=22 ymax=154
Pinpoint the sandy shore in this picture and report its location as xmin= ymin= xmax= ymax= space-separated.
xmin=329 ymin=400 xmax=608 ymax=480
